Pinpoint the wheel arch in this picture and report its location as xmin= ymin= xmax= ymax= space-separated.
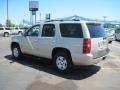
xmin=11 ymin=42 xmax=20 ymax=50
xmin=52 ymin=47 xmax=72 ymax=59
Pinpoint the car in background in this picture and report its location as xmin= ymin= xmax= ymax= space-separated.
xmin=115 ymin=28 xmax=120 ymax=41
xmin=0 ymin=27 xmax=12 ymax=37
xmin=0 ymin=27 xmax=24 ymax=37
xmin=105 ymin=29 xmax=115 ymax=43
xmin=11 ymin=27 xmax=24 ymax=35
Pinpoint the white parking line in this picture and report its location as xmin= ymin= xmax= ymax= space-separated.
xmin=110 ymin=44 xmax=120 ymax=49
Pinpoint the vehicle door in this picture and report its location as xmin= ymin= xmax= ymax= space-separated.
xmin=38 ymin=24 xmax=56 ymax=58
xmin=21 ymin=25 xmax=41 ymax=56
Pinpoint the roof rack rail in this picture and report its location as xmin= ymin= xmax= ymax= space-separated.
xmin=45 ymin=19 xmax=80 ymax=22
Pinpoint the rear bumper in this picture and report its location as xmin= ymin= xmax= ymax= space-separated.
xmin=72 ymin=48 xmax=110 ymax=65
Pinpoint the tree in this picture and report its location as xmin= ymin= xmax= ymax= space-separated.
xmin=103 ymin=23 xmax=115 ymax=29
xmin=18 ymin=24 xmax=24 ymax=28
xmin=6 ymin=19 xmax=12 ymax=27
xmin=0 ymin=23 xmax=3 ymax=27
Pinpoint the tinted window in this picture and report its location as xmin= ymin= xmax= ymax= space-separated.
xmin=20 ymin=27 xmax=24 ymax=29
xmin=87 ymin=23 xmax=106 ymax=38
xmin=42 ymin=24 xmax=55 ymax=37
xmin=15 ymin=27 xmax=18 ymax=30
xmin=0 ymin=28 xmax=4 ymax=30
xmin=5 ymin=27 xmax=11 ymax=30
xmin=60 ymin=23 xmax=83 ymax=38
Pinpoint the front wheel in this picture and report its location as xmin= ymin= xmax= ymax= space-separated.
xmin=12 ymin=45 xmax=22 ymax=59
xmin=53 ymin=52 xmax=73 ymax=73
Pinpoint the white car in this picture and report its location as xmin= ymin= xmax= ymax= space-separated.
xmin=115 ymin=28 xmax=120 ymax=41
xmin=105 ymin=29 xmax=115 ymax=43
xmin=0 ymin=27 xmax=12 ymax=37
xmin=11 ymin=20 xmax=110 ymax=73
xmin=10 ymin=27 xmax=24 ymax=35
xmin=0 ymin=27 xmax=24 ymax=37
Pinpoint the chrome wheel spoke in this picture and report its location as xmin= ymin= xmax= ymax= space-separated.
xmin=56 ymin=56 xmax=67 ymax=70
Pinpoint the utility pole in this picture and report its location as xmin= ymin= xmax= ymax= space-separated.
xmin=7 ymin=0 xmax=9 ymax=20
xmin=103 ymin=16 xmax=107 ymax=23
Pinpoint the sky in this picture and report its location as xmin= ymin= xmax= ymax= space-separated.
xmin=0 ymin=0 xmax=120 ymax=24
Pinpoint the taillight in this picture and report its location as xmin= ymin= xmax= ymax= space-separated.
xmin=83 ymin=39 xmax=91 ymax=54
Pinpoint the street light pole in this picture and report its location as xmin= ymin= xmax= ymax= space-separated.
xmin=7 ymin=0 xmax=9 ymax=20
xmin=103 ymin=16 xmax=107 ymax=23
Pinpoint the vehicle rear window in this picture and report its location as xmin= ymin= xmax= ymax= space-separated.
xmin=87 ymin=23 xmax=106 ymax=38
xmin=60 ymin=23 xmax=83 ymax=38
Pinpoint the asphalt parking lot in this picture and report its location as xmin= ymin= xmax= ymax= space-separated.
xmin=0 ymin=37 xmax=120 ymax=90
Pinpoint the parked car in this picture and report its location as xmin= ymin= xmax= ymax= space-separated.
xmin=10 ymin=27 xmax=24 ymax=35
xmin=105 ymin=29 xmax=115 ymax=43
xmin=115 ymin=28 xmax=120 ymax=41
xmin=0 ymin=27 xmax=24 ymax=37
xmin=0 ymin=27 xmax=12 ymax=37
xmin=11 ymin=20 xmax=110 ymax=73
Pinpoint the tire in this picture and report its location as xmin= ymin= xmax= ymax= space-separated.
xmin=53 ymin=52 xmax=73 ymax=73
xmin=18 ymin=31 xmax=22 ymax=35
xmin=115 ymin=36 xmax=118 ymax=41
xmin=108 ymin=41 xmax=112 ymax=44
xmin=4 ymin=32 xmax=9 ymax=37
xmin=11 ymin=44 xmax=22 ymax=59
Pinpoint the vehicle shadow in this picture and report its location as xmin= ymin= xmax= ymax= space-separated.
xmin=5 ymin=55 xmax=101 ymax=80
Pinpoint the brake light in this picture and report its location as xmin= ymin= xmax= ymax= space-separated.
xmin=83 ymin=39 xmax=91 ymax=54
xmin=87 ymin=23 xmax=100 ymax=26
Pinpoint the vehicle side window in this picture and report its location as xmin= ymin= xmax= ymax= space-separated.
xmin=42 ymin=24 xmax=55 ymax=37
xmin=60 ymin=23 xmax=83 ymax=38
xmin=15 ymin=27 xmax=18 ymax=30
xmin=25 ymin=25 xmax=40 ymax=37
xmin=0 ymin=28 xmax=4 ymax=30
xmin=5 ymin=27 xmax=11 ymax=30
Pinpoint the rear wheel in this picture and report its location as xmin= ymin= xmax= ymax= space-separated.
xmin=115 ymin=36 xmax=118 ymax=41
xmin=18 ymin=31 xmax=22 ymax=35
xmin=12 ymin=44 xmax=22 ymax=59
xmin=53 ymin=52 xmax=73 ymax=73
xmin=108 ymin=41 xmax=112 ymax=44
xmin=4 ymin=32 xmax=9 ymax=37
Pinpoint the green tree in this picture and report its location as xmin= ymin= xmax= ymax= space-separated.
xmin=6 ymin=19 xmax=12 ymax=27
xmin=103 ymin=23 xmax=115 ymax=29
xmin=0 ymin=23 xmax=3 ymax=27
xmin=18 ymin=24 xmax=24 ymax=28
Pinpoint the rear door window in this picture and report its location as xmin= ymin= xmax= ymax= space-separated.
xmin=87 ymin=23 xmax=106 ymax=38
xmin=60 ymin=23 xmax=83 ymax=38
